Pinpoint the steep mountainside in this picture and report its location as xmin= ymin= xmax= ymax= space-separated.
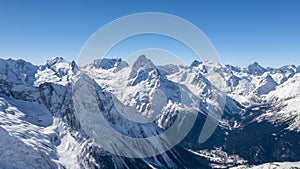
xmin=0 ymin=56 xmax=299 ymax=169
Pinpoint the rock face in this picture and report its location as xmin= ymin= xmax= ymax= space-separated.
xmin=0 ymin=56 xmax=300 ymax=169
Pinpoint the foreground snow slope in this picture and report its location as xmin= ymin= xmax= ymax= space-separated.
xmin=232 ymin=161 xmax=300 ymax=169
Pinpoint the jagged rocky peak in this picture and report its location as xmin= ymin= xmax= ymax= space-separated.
xmin=189 ymin=60 xmax=203 ymax=68
xmin=113 ymin=58 xmax=129 ymax=71
xmin=246 ymin=61 xmax=267 ymax=75
xmin=89 ymin=58 xmax=129 ymax=71
xmin=0 ymin=58 xmax=38 ymax=85
xmin=45 ymin=56 xmax=66 ymax=66
xmin=188 ymin=60 xmax=208 ymax=74
xmin=190 ymin=60 xmax=223 ymax=69
xmin=80 ymin=58 xmax=129 ymax=73
xmin=41 ymin=56 xmax=79 ymax=72
xmin=279 ymin=64 xmax=298 ymax=75
xmin=1 ymin=56 xmax=300 ymax=168
xmin=0 ymin=58 xmax=38 ymax=72
xmin=282 ymin=64 xmax=297 ymax=69
xmin=35 ymin=57 xmax=79 ymax=86
xmin=71 ymin=60 xmax=79 ymax=70
xmin=225 ymin=64 xmax=242 ymax=73
xmin=263 ymin=74 xmax=276 ymax=81
xmin=44 ymin=56 xmax=80 ymax=71
xmin=129 ymin=55 xmax=156 ymax=79
xmin=255 ymin=74 xmax=278 ymax=95
xmin=132 ymin=54 xmax=155 ymax=69
xmin=157 ymin=64 xmax=183 ymax=75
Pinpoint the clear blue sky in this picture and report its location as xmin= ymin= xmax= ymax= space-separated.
xmin=0 ymin=0 xmax=299 ymax=67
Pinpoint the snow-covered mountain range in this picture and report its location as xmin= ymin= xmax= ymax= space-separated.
xmin=0 ymin=56 xmax=299 ymax=169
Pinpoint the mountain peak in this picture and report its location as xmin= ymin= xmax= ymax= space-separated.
xmin=189 ymin=60 xmax=202 ymax=68
xmin=0 ymin=58 xmax=38 ymax=85
xmin=1 ymin=56 xmax=300 ymax=168
xmin=46 ymin=56 xmax=67 ymax=66
xmin=133 ymin=55 xmax=154 ymax=67
xmin=136 ymin=54 xmax=147 ymax=60
xmin=225 ymin=64 xmax=241 ymax=72
xmin=129 ymin=55 xmax=155 ymax=79
xmin=246 ymin=61 xmax=267 ymax=75
xmin=89 ymin=58 xmax=129 ymax=71
xmin=42 ymin=57 xmax=79 ymax=72
xmin=0 ymin=58 xmax=35 ymax=67
xmin=247 ymin=62 xmax=262 ymax=69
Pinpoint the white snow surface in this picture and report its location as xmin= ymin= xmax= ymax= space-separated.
xmin=232 ymin=161 xmax=300 ymax=169
xmin=0 ymin=56 xmax=299 ymax=168
xmin=258 ymin=73 xmax=300 ymax=131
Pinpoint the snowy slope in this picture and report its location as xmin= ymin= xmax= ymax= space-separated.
xmin=35 ymin=57 xmax=79 ymax=86
xmin=232 ymin=161 xmax=300 ymax=169
xmin=259 ymin=73 xmax=300 ymax=131
xmin=0 ymin=58 xmax=38 ymax=85
xmin=0 ymin=56 xmax=299 ymax=168
xmin=0 ymin=127 xmax=58 ymax=169
xmin=0 ymin=95 xmax=59 ymax=168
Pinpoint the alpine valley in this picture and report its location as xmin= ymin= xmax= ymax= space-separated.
xmin=0 ymin=56 xmax=299 ymax=169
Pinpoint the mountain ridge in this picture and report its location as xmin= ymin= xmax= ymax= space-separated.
xmin=0 ymin=56 xmax=299 ymax=169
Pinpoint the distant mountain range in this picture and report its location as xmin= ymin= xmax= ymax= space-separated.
xmin=0 ymin=56 xmax=299 ymax=169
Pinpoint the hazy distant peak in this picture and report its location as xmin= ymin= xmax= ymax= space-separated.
xmin=246 ymin=61 xmax=267 ymax=75
xmin=132 ymin=55 xmax=155 ymax=68
xmin=45 ymin=56 xmax=68 ymax=66
xmin=129 ymin=55 xmax=156 ymax=79
xmin=225 ymin=64 xmax=242 ymax=73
